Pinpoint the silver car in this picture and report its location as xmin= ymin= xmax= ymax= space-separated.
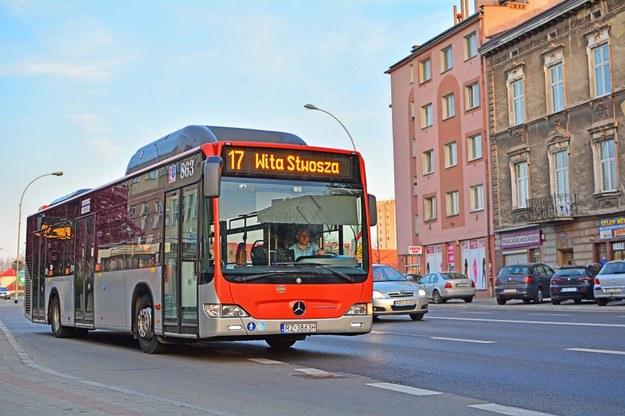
xmin=372 ymin=264 xmax=429 ymax=321
xmin=418 ymin=271 xmax=476 ymax=303
xmin=593 ymin=260 xmax=625 ymax=306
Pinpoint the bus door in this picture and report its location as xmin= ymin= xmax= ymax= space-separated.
xmin=74 ymin=215 xmax=95 ymax=326
xmin=163 ymin=185 xmax=199 ymax=335
xmin=30 ymin=230 xmax=45 ymax=322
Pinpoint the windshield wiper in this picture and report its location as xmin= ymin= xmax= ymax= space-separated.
xmin=295 ymin=263 xmax=354 ymax=282
xmin=233 ymin=272 xmax=288 ymax=283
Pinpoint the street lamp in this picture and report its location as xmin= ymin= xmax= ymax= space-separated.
xmin=304 ymin=104 xmax=356 ymax=151
xmin=14 ymin=171 xmax=63 ymax=303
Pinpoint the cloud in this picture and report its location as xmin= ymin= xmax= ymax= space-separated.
xmin=0 ymin=60 xmax=120 ymax=82
xmin=67 ymin=112 xmax=122 ymax=157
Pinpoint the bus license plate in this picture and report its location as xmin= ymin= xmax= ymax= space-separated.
xmin=281 ymin=323 xmax=317 ymax=334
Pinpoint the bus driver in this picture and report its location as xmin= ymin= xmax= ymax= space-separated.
xmin=290 ymin=227 xmax=324 ymax=260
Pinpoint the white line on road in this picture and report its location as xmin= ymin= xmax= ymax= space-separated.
xmin=249 ymin=358 xmax=284 ymax=364
xmin=469 ymin=403 xmax=556 ymax=416
xmin=366 ymin=382 xmax=442 ymax=396
xmin=430 ymin=336 xmax=495 ymax=344
xmin=429 ymin=316 xmax=625 ymax=328
xmin=566 ymin=347 xmax=625 ymax=356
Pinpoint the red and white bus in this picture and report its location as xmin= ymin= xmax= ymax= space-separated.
xmin=25 ymin=125 xmax=376 ymax=353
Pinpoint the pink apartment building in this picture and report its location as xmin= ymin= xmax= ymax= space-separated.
xmin=386 ymin=0 xmax=560 ymax=295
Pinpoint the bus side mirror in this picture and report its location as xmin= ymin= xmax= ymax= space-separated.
xmin=368 ymin=194 xmax=377 ymax=227
xmin=203 ymin=156 xmax=223 ymax=198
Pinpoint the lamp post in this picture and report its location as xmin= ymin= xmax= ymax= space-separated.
xmin=14 ymin=171 xmax=63 ymax=303
xmin=304 ymin=104 xmax=356 ymax=151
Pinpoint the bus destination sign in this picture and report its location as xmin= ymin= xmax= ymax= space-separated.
xmin=222 ymin=146 xmax=356 ymax=181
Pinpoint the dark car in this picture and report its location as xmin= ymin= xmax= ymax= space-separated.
xmin=550 ymin=264 xmax=601 ymax=305
xmin=495 ymin=263 xmax=555 ymax=305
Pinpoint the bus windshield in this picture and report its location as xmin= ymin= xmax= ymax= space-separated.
xmin=216 ymin=177 xmax=367 ymax=281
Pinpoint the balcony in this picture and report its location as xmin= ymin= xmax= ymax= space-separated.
xmin=527 ymin=193 xmax=578 ymax=222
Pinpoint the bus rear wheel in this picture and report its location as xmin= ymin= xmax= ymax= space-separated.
xmin=135 ymin=294 xmax=165 ymax=354
xmin=50 ymin=296 xmax=72 ymax=338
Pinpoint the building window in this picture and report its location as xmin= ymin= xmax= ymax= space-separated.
xmin=593 ymin=44 xmax=611 ymax=97
xmin=421 ymin=103 xmax=433 ymax=128
xmin=423 ymin=150 xmax=434 ymax=174
xmin=464 ymin=32 xmax=477 ymax=60
xmin=441 ymin=46 xmax=453 ymax=72
xmin=442 ymin=93 xmax=455 ymax=119
xmin=507 ymin=67 xmax=525 ymax=126
xmin=410 ymin=101 xmax=416 ymax=121
xmin=467 ymin=133 xmax=482 ymax=161
xmin=446 ymin=191 xmax=459 ymax=216
xmin=411 ymin=138 xmax=417 ymax=158
xmin=424 ymin=196 xmax=436 ymax=221
xmin=586 ymin=29 xmax=612 ymax=98
xmin=444 ymin=142 xmax=457 ymax=168
xmin=413 ymin=176 xmax=418 ymax=196
xmin=465 ymin=82 xmax=479 ymax=110
xmin=419 ymin=58 xmax=431 ymax=83
xmin=409 ymin=63 xmax=414 ymax=84
xmin=553 ymin=150 xmax=569 ymax=196
xmin=512 ymin=160 xmax=529 ymax=208
xmin=470 ymin=185 xmax=484 ymax=212
xmin=598 ymin=138 xmax=616 ymax=192
xmin=550 ymin=64 xmax=565 ymax=112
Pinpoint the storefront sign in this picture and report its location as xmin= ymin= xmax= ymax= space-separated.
xmin=599 ymin=216 xmax=625 ymax=239
xmin=501 ymin=229 xmax=542 ymax=249
xmin=407 ymin=245 xmax=422 ymax=255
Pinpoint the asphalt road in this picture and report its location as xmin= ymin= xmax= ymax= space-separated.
xmin=1 ymin=297 xmax=624 ymax=415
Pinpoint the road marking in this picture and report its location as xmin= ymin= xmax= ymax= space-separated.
xmin=566 ymin=348 xmax=625 ymax=356
xmin=248 ymin=358 xmax=283 ymax=364
xmin=294 ymin=368 xmax=341 ymax=378
xmin=366 ymin=382 xmax=442 ymax=396
xmin=429 ymin=316 xmax=625 ymax=328
xmin=528 ymin=313 xmax=571 ymax=317
xmin=469 ymin=403 xmax=555 ymax=415
xmin=372 ymin=330 xmax=494 ymax=344
xmin=430 ymin=336 xmax=495 ymax=344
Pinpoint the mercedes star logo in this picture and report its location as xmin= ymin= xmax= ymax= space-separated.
xmin=292 ymin=301 xmax=306 ymax=316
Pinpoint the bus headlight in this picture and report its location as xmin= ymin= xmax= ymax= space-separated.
xmin=203 ymin=304 xmax=250 ymax=318
xmin=344 ymin=303 xmax=369 ymax=316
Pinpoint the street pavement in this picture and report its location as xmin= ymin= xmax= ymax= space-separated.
xmin=0 ymin=296 xmax=623 ymax=415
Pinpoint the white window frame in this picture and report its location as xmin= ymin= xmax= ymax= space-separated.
xmin=470 ymin=185 xmax=484 ymax=212
xmin=419 ymin=58 xmax=431 ymax=83
xmin=465 ymin=82 xmax=479 ymax=110
xmin=421 ymin=103 xmax=433 ymax=128
xmin=446 ymin=191 xmax=459 ymax=217
xmin=464 ymin=32 xmax=477 ymax=60
xmin=441 ymin=45 xmax=453 ymax=72
xmin=507 ymin=67 xmax=525 ymax=126
xmin=552 ymin=149 xmax=569 ymax=196
xmin=444 ymin=142 xmax=457 ymax=168
xmin=598 ymin=138 xmax=616 ymax=192
xmin=442 ymin=93 xmax=455 ymax=120
xmin=512 ymin=160 xmax=529 ymax=209
xmin=467 ymin=133 xmax=483 ymax=161
xmin=424 ymin=196 xmax=437 ymax=221
xmin=423 ymin=150 xmax=434 ymax=174
xmin=586 ymin=28 xmax=612 ymax=98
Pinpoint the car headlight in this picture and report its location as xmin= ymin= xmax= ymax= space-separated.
xmin=372 ymin=290 xmax=386 ymax=300
xmin=418 ymin=288 xmax=426 ymax=297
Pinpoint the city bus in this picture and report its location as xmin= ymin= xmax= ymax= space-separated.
xmin=24 ymin=125 xmax=376 ymax=353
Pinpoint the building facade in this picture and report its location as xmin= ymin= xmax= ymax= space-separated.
xmin=376 ymin=199 xmax=397 ymax=250
xmin=386 ymin=0 xmax=558 ymax=295
xmin=481 ymin=0 xmax=625 ymax=268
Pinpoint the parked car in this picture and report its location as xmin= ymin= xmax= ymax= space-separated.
xmin=404 ymin=273 xmax=422 ymax=283
xmin=372 ymin=264 xmax=429 ymax=321
xmin=550 ymin=264 xmax=601 ymax=304
xmin=495 ymin=263 xmax=555 ymax=305
xmin=418 ymin=271 xmax=476 ymax=304
xmin=0 ymin=287 xmax=9 ymax=300
xmin=593 ymin=260 xmax=625 ymax=306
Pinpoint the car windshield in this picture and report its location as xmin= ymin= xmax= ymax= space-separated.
xmin=441 ymin=272 xmax=467 ymax=280
xmin=373 ymin=266 xmax=408 ymax=282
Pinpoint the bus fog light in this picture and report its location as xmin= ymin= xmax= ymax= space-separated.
xmin=350 ymin=322 xmax=364 ymax=328
xmin=228 ymin=325 xmax=243 ymax=331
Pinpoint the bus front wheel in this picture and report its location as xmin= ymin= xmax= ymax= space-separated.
xmin=135 ymin=294 xmax=165 ymax=354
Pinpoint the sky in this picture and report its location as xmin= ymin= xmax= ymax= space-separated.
xmin=0 ymin=0 xmax=466 ymax=262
